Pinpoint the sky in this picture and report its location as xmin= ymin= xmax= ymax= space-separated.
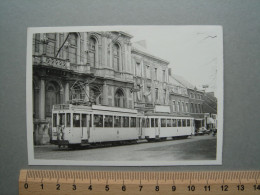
xmin=125 ymin=26 xmax=223 ymax=93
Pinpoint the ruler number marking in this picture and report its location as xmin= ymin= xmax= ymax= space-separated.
xmin=122 ymin=185 xmax=126 ymax=191
xmin=24 ymin=183 xmax=28 ymax=189
xmin=105 ymin=184 xmax=109 ymax=191
xmin=139 ymin=185 xmax=143 ymax=191
xmin=88 ymin=184 xmax=92 ymax=191
xmin=188 ymin=185 xmax=195 ymax=191
xmin=204 ymin=185 xmax=211 ymax=191
xmin=56 ymin=183 xmax=60 ymax=190
xmin=237 ymin=184 xmax=244 ymax=191
xmin=172 ymin=185 xmax=176 ymax=191
xmin=72 ymin=184 xmax=76 ymax=190
xmin=155 ymin=185 xmax=159 ymax=191
xmin=221 ymin=185 xmax=228 ymax=191
xmin=254 ymin=184 xmax=260 ymax=190
xmin=41 ymin=183 xmax=43 ymax=190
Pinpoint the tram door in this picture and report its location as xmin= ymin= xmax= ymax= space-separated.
xmin=154 ymin=118 xmax=160 ymax=138
xmin=137 ymin=117 xmax=142 ymax=139
xmin=71 ymin=113 xmax=82 ymax=144
xmin=57 ymin=113 xmax=65 ymax=141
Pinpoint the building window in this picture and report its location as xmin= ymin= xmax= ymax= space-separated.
xmin=46 ymin=33 xmax=56 ymax=57
xmin=113 ymin=44 xmax=120 ymax=71
xmin=162 ymin=70 xmax=166 ymax=82
xmin=191 ymin=103 xmax=194 ymax=113
xmin=172 ymin=100 xmax=176 ymax=112
xmin=186 ymin=103 xmax=189 ymax=112
xmin=154 ymin=68 xmax=157 ymax=80
xmin=136 ymin=62 xmax=141 ymax=76
xmin=182 ymin=102 xmax=185 ymax=112
xmin=146 ymin=65 xmax=150 ymax=78
xmin=68 ymin=33 xmax=77 ymax=63
xmin=88 ymin=37 xmax=96 ymax=67
xmin=198 ymin=104 xmax=200 ymax=113
xmin=115 ymin=88 xmax=125 ymax=108
xmin=177 ymin=102 xmax=180 ymax=112
xmin=155 ymin=88 xmax=159 ymax=101
xmin=163 ymin=89 xmax=166 ymax=104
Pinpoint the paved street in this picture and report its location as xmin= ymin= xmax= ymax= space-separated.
xmin=34 ymin=135 xmax=216 ymax=161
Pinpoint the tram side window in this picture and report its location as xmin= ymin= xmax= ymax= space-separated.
xmin=151 ymin=118 xmax=155 ymax=127
xmin=59 ymin=114 xmax=65 ymax=125
xmin=187 ymin=119 xmax=190 ymax=127
xmin=114 ymin=116 xmax=121 ymax=127
xmin=94 ymin=114 xmax=103 ymax=127
xmin=155 ymin=118 xmax=159 ymax=127
xmin=66 ymin=113 xmax=71 ymax=127
xmin=182 ymin=119 xmax=186 ymax=127
xmin=172 ymin=119 xmax=177 ymax=127
xmin=104 ymin=115 xmax=113 ymax=127
xmin=177 ymin=119 xmax=182 ymax=127
xmin=53 ymin=114 xmax=57 ymax=127
xmin=167 ymin=119 xmax=172 ymax=127
xmin=130 ymin=117 xmax=136 ymax=127
xmin=73 ymin=114 xmax=80 ymax=127
xmin=82 ymin=114 xmax=87 ymax=127
xmin=142 ymin=118 xmax=146 ymax=128
xmin=146 ymin=118 xmax=150 ymax=128
xmin=89 ymin=114 xmax=92 ymax=127
xmin=123 ymin=116 xmax=129 ymax=127
xmin=161 ymin=119 xmax=166 ymax=127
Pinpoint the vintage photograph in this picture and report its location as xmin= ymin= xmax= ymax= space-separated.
xmin=27 ymin=26 xmax=223 ymax=166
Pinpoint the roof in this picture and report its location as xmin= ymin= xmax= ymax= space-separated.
xmin=171 ymin=74 xmax=195 ymax=89
xmin=131 ymin=41 xmax=169 ymax=64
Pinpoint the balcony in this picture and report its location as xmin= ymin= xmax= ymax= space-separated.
xmin=33 ymin=55 xmax=91 ymax=74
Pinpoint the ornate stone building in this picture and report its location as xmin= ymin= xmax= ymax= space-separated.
xmin=33 ymin=31 xmax=135 ymax=144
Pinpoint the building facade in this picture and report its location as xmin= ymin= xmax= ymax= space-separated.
xmin=32 ymin=31 xmax=215 ymax=144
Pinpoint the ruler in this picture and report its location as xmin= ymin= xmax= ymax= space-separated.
xmin=19 ymin=170 xmax=260 ymax=195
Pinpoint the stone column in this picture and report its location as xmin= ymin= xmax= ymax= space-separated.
xmin=128 ymin=44 xmax=132 ymax=73
xmin=124 ymin=44 xmax=128 ymax=72
xmin=102 ymin=36 xmax=107 ymax=68
xmin=84 ymin=33 xmax=88 ymax=65
xmin=109 ymin=39 xmax=113 ymax=69
xmin=39 ymin=79 xmax=45 ymax=120
xmin=64 ymin=82 xmax=70 ymax=103
xmin=77 ymin=35 xmax=81 ymax=64
xmin=102 ymin=82 xmax=108 ymax=106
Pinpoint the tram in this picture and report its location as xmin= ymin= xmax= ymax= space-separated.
xmin=140 ymin=114 xmax=194 ymax=141
xmin=51 ymin=104 xmax=140 ymax=147
xmin=50 ymin=104 xmax=194 ymax=147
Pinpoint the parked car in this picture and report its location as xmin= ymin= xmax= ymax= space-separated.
xmin=196 ymin=127 xmax=210 ymax=136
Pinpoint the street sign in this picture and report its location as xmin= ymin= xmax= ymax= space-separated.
xmin=19 ymin=170 xmax=260 ymax=195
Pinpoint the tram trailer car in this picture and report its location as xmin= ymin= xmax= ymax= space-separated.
xmin=140 ymin=114 xmax=194 ymax=141
xmin=51 ymin=104 xmax=140 ymax=147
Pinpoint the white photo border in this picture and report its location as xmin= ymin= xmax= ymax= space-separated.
xmin=27 ymin=25 xmax=223 ymax=166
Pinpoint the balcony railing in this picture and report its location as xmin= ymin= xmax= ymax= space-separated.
xmin=33 ymin=55 xmax=91 ymax=74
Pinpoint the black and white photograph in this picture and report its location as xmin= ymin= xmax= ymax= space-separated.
xmin=27 ymin=26 xmax=223 ymax=166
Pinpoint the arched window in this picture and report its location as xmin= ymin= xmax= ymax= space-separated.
xmin=115 ymin=88 xmax=125 ymax=108
xmin=45 ymin=82 xmax=60 ymax=117
xmin=88 ymin=37 xmax=96 ymax=67
xmin=113 ymin=44 xmax=120 ymax=71
xmin=46 ymin=33 xmax=56 ymax=57
xmin=68 ymin=33 xmax=77 ymax=63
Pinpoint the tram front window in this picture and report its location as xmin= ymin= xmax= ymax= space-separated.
xmin=73 ymin=113 xmax=80 ymax=127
